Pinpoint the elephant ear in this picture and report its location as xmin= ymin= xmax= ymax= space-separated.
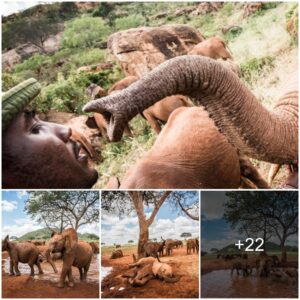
xmin=4 ymin=235 xmax=9 ymax=241
xmin=50 ymin=229 xmax=58 ymax=238
xmin=62 ymin=228 xmax=78 ymax=253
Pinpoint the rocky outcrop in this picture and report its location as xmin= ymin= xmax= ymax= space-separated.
xmin=2 ymin=49 xmax=21 ymax=72
xmin=243 ymin=2 xmax=262 ymax=18
xmin=108 ymin=24 xmax=204 ymax=77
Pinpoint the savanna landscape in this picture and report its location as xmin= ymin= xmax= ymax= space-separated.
xmin=1 ymin=191 xmax=99 ymax=298
xmin=101 ymin=191 xmax=199 ymax=298
xmin=2 ymin=2 xmax=298 ymax=188
xmin=201 ymin=191 xmax=298 ymax=298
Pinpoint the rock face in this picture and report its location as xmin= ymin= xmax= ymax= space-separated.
xmin=2 ymin=49 xmax=21 ymax=72
xmin=108 ymin=25 xmax=204 ymax=77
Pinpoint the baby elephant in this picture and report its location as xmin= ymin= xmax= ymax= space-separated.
xmin=2 ymin=235 xmax=43 ymax=276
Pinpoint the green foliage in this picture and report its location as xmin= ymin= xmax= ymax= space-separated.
xmin=114 ymin=14 xmax=147 ymax=31
xmin=92 ymin=2 xmax=115 ymax=18
xmin=14 ymin=54 xmax=50 ymax=74
xmin=240 ymin=56 xmax=275 ymax=83
xmin=61 ymin=17 xmax=110 ymax=48
xmin=2 ymin=73 xmax=22 ymax=92
xmin=37 ymin=74 xmax=88 ymax=113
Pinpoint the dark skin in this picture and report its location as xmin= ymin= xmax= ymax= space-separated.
xmin=2 ymin=110 xmax=98 ymax=188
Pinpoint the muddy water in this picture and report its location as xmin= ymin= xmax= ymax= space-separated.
xmin=3 ymin=254 xmax=99 ymax=284
xmin=201 ymin=269 xmax=298 ymax=298
xmin=101 ymin=267 xmax=112 ymax=283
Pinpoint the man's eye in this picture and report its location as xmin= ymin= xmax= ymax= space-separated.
xmin=31 ymin=125 xmax=41 ymax=134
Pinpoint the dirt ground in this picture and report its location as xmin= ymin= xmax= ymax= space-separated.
xmin=2 ymin=250 xmax=99 ymax=298
xmin=101 ymin=246 xmax=199 ymax=298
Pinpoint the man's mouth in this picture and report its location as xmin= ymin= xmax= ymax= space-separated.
xmin=71 ymin=140 xmax=88 ymax=163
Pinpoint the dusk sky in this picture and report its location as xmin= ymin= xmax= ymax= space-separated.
xmin=201 ymin=191 xmax=298 ymax=252
xmin=101 ymin=191 xmax=200 ymax=246
xmin=2 ymin=191 xmax=99 ymax=238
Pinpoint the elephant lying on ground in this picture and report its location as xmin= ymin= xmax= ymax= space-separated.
xmin=120 ymin=107 xmax=269 ymax=188
xmin=47 ymin=228 xmax=93 ymax=288
xmin=188 ymin=36 xmax=232 ymax=60
xmin=125 ymin=256 xmax=179 ymax=286
xmin=2 ymin=235 xmax=43 ymax=276
xmin=83 ymin=56 xmax=298 ymax=187
xmin=44 ymin=240 xmax=93 ymax=283
xmin=270 ymin=268 xmax=298 ymax=284
xmin=110 ymin=250 xmax=123 ymax=259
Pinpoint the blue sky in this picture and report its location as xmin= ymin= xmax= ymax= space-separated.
xmin=102 ymin=191 xmax=200 ymax=245
xmin=2 ymin=191 xmax=99 ymax=238
xmin=201 ymin=191 xmax=298 ymax=252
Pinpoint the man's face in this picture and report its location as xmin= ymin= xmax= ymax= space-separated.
xmin=2 ymin=111 xmax=98 ymax=188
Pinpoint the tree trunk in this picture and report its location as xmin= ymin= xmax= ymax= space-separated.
xmin=280 ymin=241 xmax=287 ymax=263
xmin=138 ymin=222 xmax=149 ymax=258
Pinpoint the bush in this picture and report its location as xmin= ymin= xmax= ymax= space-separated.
xmin=114 ymin=14 xmax=147 ymax=31
xmin=61 ymin=17 xmax=110 ymax=48
xmin=36 ymin=74 xmax=88 ymax=113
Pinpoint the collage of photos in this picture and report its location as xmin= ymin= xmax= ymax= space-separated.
xmin=1 ymin=1 xmax=299 ymax=300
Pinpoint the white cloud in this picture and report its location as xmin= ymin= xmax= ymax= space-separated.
xmin=2 ymin=200 xmax=18 ymax=212
xmin=101 ymin=213 xmax=199 ymax=246
xmin=2 ymin=217 xmax=42 ymax=238
xmin=2 ymin=2 xmax=47 ymax=17
xmin=78 ymin=223 xmax=99 ymax=236
xmin=17 ymin=190 xmax=27 ymax=199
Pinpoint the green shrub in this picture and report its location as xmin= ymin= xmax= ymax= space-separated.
xmin=240 ymin=56 xmax=275 ymax=83
xmin=61 ymin=17 xmax=110 ymax=48
xmin=114 ymin=14 xmax=147 ymax=31
xmin=2 ymin=73 xmax=22 ymax=92
xmin=14 ymin=54 xmax=50 ymax=74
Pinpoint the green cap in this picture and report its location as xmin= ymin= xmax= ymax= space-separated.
xmin=2 ymin=78 xmax=41 ymax=132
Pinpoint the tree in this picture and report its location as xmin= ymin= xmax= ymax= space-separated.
xmin=25 ymin=191 xmax=99 ymax=231
xmin=102 ymin=191 xmax=171 ymax=257
xmin=61 ymin=17 xmax=110 ymax=49
xmin=2 ymin=16 xmax=60 ymax=51
xmin=210 ymin=248 xmax=219 ymax=253
xmin=128 ymin=240 xmax=134 ymax=244
xmin=224 ymin=191 xmax=298 ymax=263
xmin=181 ymin=232 xmax=192 ymax=238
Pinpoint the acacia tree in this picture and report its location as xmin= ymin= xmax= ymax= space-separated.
xmin=224 ymin=191 xmax=298 ymax=262
xmin=25 ymin=191 xmax=99 ymax=231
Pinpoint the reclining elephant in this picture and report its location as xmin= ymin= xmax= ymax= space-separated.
xmin=83 ymin=56 xmax=298 ymax=187
xmin=2 ymin=235 xmax=43 ymax=276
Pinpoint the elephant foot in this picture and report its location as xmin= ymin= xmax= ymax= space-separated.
xmin=16 ymin=272 xmax=21 ymax=276
xmin=56 ymin=282 xmax=65 ymax=288
xmin=39 ymin=271 xmax=44 ymax=275
xmin=9 ymin=273 xmax=15 ymax=276
xmin=68 ymin=281 xmax=75 ymax=288
xmin=30 ymin=273 xmax=35 ymax=276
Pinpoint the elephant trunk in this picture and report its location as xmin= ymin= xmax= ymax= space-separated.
xmin=83 ymin=56 xmax=298 ymax=164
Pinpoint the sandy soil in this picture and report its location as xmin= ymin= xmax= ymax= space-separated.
xmin=101 ymin=247 xmax=199 ymax=298
xmin=2 ymin=250 xmax=99 ymax=298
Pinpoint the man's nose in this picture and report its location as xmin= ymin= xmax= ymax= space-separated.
xmin=53 ymin=124 xmax=72 ymax=143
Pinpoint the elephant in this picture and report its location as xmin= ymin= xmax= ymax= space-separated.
xmin=2 ymin=235 xmax=43 ymax=276
xmin=188 ymin=37 xmax=232 ymax=60
xmin=256 ymin=253 xmax=274 ymax=277
xmin=143 ymin=241 xmax=165 ymax=260
xmin=120 ymin=107 xmax=269 ymax=188
xmin=47 ymin=228 xmax=79 ymax=288
xmin=186 ymin=239 xmax=198 ymax=255
xmin=231 ymin=258 xmax=252 ymax=277
xmin=83 ymin=56 xmax=298 ymax=186
xmin=161 ymin=238 xmax=178 ymax=256
xmin=127 ymin=256 xmax=179 ymax=286
xmin=110 ymin=249 xmax=123 ymax=259
xmin=108 ymin=76 xmax=139 ymax=94
xmin=173 ymin=240 xmax=183 ymax=248
xmin=89 ymin=242 xmax=99 ymax=254
xmin=270 ymin=268 xmax=297 ymax=284
xmin=45 ymin=240 xmax=93 ymax=282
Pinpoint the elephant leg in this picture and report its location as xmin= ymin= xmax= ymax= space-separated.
xmin=14 ymin=261 xmax=21 ymax=276
xmin=67 ymin=269 xmax=75 ymax=287
xmin=124 ymin=123 xmax=133 ymax=137
xmin=143 ymin=111 xmax=162 ymax=134
xmin=29 ymin=263 xmax=35 ymax=276
xmin=9 ymin=259 xmax=14 ymax=275
xmin=36 ymin=260 xmax=43 ymax=274
xmin=83 ymin=264 xmax=90 ymax=282
xmin=78 ymin=267 xmax=83 ymax=281
xmin=57 ymin=254 xmax=75 ymax=288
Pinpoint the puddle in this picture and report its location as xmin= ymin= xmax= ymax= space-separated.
xmin=101 ymin=267 xmax=112 ymax=282
xmin=3 ymin=254 xmax=99 ymax=284
xmin=201 ymin=269 xmax=298 ymax=298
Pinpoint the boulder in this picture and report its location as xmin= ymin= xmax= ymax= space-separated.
xmin=191 ymin=2 xmax=223 ymax=16
xmin=243 ymin=2 xmax=262 ymax=18
xmin=2 ymin=49 xmax=21 ymax=72
xmin=15 ymin=43 xmax=41 ymax=60
xmin=43 ymin=32 xmax=63 ymax=54
xmin=108 ymin=24 xmax=204 ymax=77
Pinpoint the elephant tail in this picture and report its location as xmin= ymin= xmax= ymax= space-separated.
xmin=164 ymin=276 xmax=180 ymax=283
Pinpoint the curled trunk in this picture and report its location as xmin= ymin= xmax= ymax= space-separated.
xmin=84 ymin=56 xmax=298 ymax=164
